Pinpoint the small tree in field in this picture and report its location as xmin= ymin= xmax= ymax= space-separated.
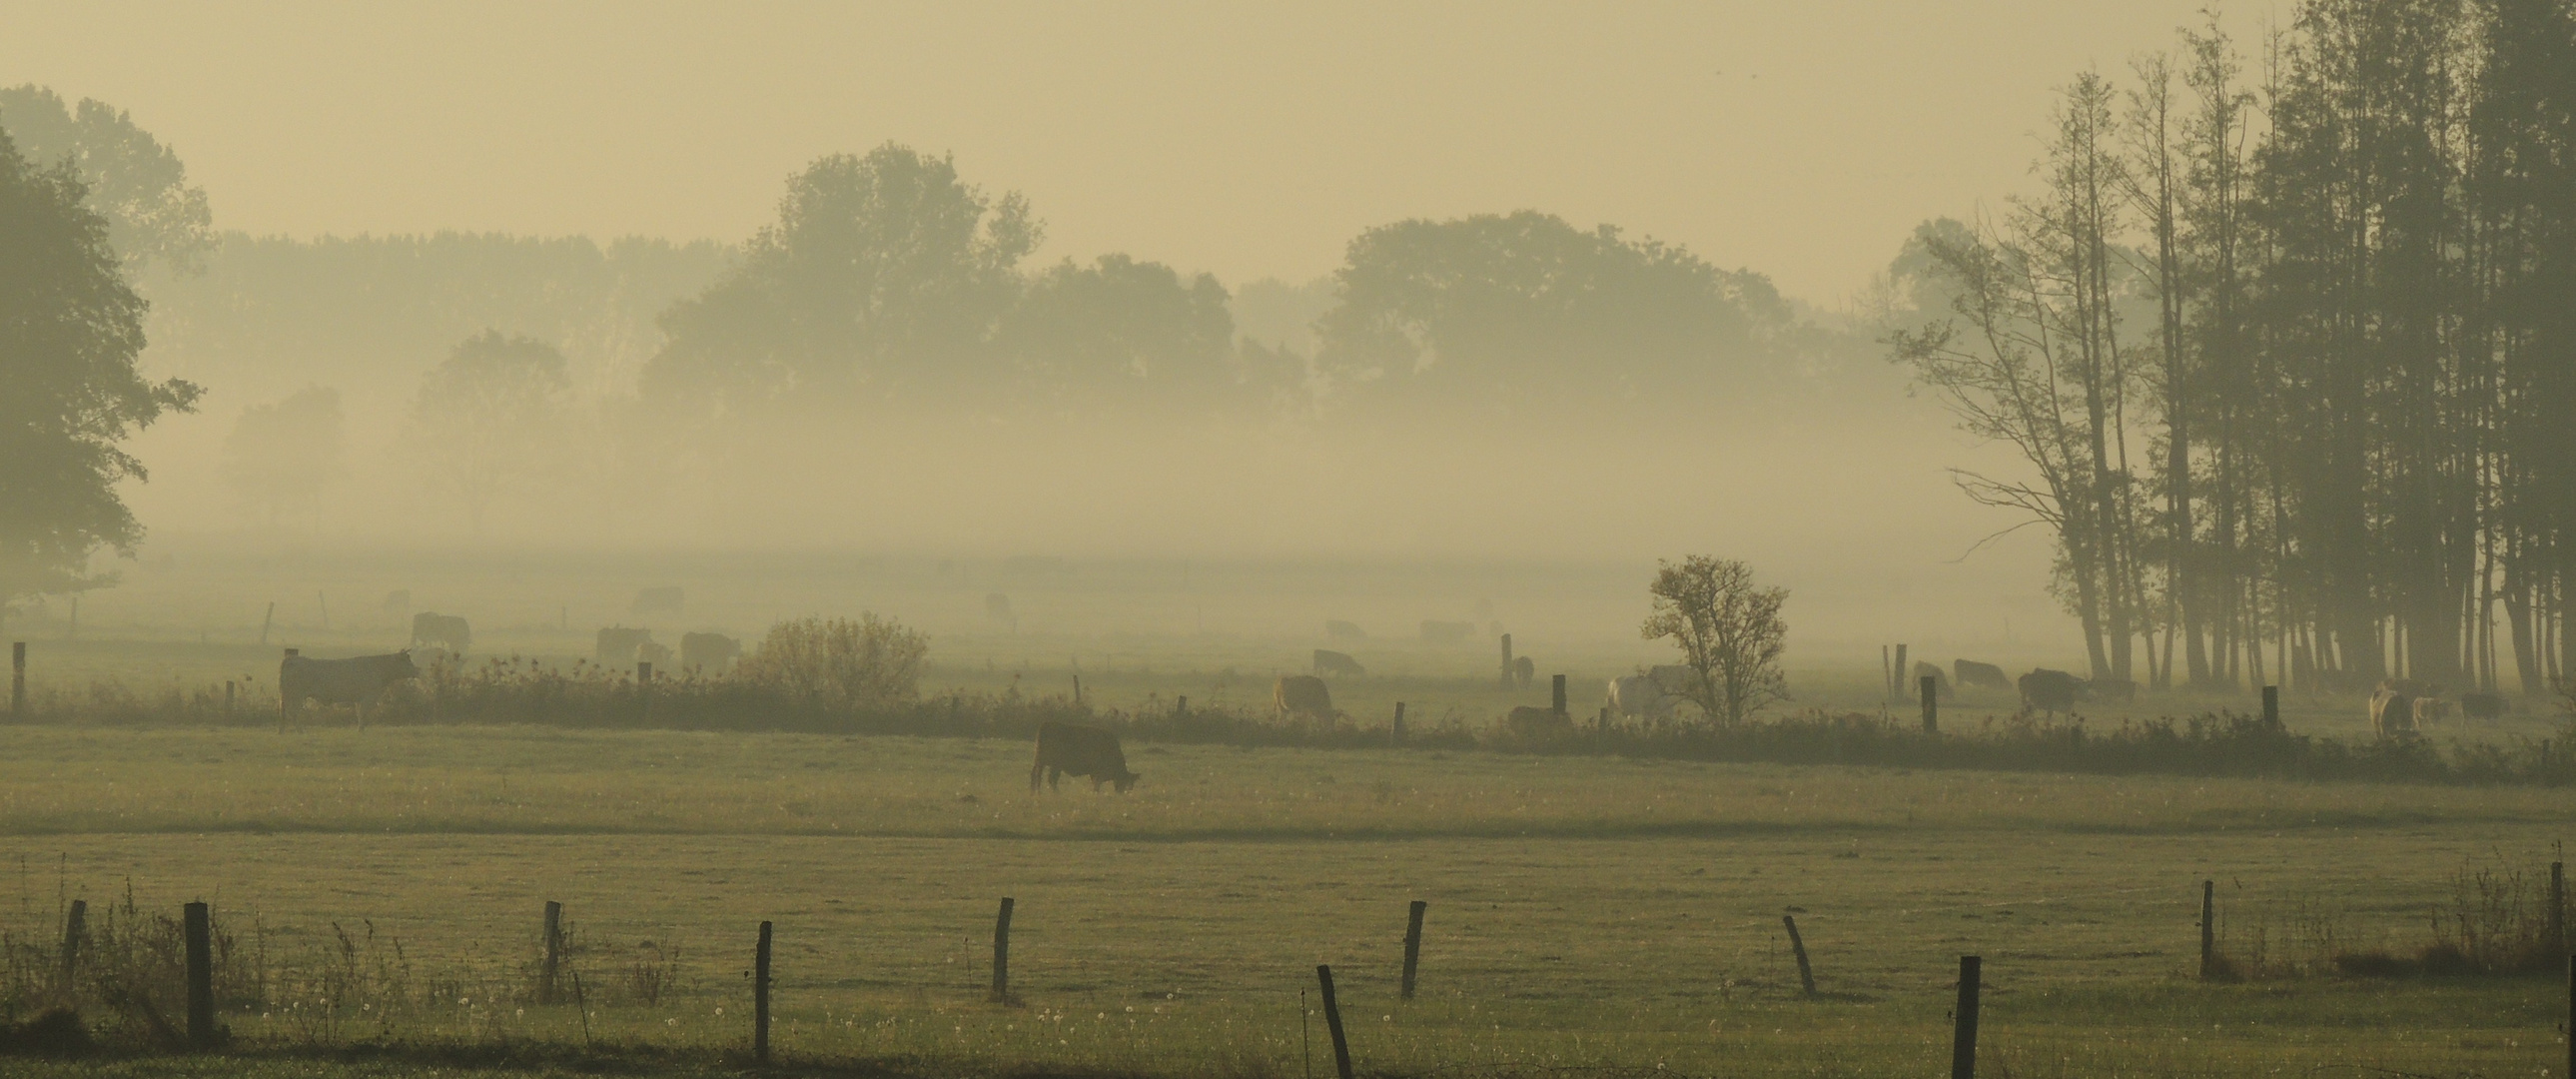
xmin=735 ymin=614 xmax=929 ymax=712
xmin=1641 ymin=555 xmax=1789 ymax=725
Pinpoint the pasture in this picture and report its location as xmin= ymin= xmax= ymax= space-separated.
xmin=0 ymin=723 xmax=2567 ymax=1078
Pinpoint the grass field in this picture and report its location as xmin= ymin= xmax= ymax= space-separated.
xmin=0 ymin=723 xmax=2567 ymax=1078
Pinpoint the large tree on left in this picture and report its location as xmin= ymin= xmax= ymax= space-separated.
xmin=0 ymin=128 xmax=202 ymax=629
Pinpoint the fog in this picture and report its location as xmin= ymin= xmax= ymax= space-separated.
xmin=3 ymin=2 xmax=2301 ymax=670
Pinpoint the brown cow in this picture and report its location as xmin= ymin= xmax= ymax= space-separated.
xmin=1275 ymin=674 xmax=1334 ymax=719
xmin=1030 ymin=720 xmax=1140 ymax=792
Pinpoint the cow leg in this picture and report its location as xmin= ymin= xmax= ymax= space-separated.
xmin=1030 ymin=762 xmax=1045 ymax=792
xmin=1092 ymin=776 xmax=1106 ymax=791
xmin=1048 ymin=767 xmax=1062 ymax=791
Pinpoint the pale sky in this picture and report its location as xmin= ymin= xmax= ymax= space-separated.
xmin=6 ymin=0 xmax=2284 ymax=305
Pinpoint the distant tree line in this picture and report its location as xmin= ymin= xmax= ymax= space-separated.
xmin=1890 ymin=0 xmax=2576 ymax=698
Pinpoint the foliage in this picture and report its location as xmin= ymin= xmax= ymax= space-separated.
xmin=0 ymin=128 xmax=201 ymax=628
xmin=730 ymin=614 xmax=930 ymax=712
xmin=0 ymin=85 xmax=213 ymax=272
xmin=218 ymin=386 xmax=345 ymax=529
xmin=642 ymin=144 xmax=1039 ymax=414
xmin=1641 ymin=555 xmax=1790 ymax=725
xmin=998 ymin=254 xmax=1236 ymax=402
xmin=402 ymin=331 xmax=573 ymax=534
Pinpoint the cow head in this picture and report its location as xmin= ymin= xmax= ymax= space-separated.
xmin=392 ymin=649 xmax=424 ymax=679
xmin=1115 ymin=769 xmax=1141 ymax=793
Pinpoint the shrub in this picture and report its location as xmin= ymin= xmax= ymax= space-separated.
xmin=731 ymin=614 xmax=928 ymax=712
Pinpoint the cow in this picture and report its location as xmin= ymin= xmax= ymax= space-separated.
xmin=1607 ymin=673 xmax=1672 ymax=720
xmin=281 ymin=651 xmax=421 ymax=728
xmin=631 ymin=586 xmax=685 ymax=615
xmin=680 ymin=631 xmax=741 ymax=671
xmin=1419 ymin=620 xmax=1474 ymax=644
xmin=1030 ymin=720 xmax=1140 ymax=792
xmin=597 ymin=626 xmax=655 ymax=664
xmin=2019 ymin=668 xmax=2083 ymax=714
xmin=1312 ymin=649 xmax=1365 ymax=678
xmin=1911 ymin=660 xmax=1953 ymax=700
xmin=2370 ymin=688 xmax=2418 ymax=738
xmin=2460 ymin=690 xmax=2508 ymax=721
xmin=1954 ymin=659 xmax=2011 ymax=691
xmin=1512 ymin=654 xmax=1535 ymax=688
xmin=1504 ymin=704 xmax=1573 ymax=739
xmin=638 ymin=640 xmax=674 ymax=666
xmin=2378 ymin=677 xmax=2436 ymax=699
xmin=1325 ymin=619 xmax=1366 ymax=640
xmin=2412 ymin=696 xmax=2453 ymax=723
xmin=411 ymin=611 xmax=469 ymax=653
xmin=1275 ymin=674 xmax=1334 ymax=719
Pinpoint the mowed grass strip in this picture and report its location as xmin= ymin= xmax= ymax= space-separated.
xmin=0 ymin=724 xmax=2565 ymax=838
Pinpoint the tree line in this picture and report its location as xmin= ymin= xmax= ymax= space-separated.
xmin=1889 ymin=0 xmax=2576 ymax=699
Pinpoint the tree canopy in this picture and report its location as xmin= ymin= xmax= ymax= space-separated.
xmin=0 ymin=85 xmax=214 ymax=272
xmin=0 ymin=127 xmax=200 ymax=621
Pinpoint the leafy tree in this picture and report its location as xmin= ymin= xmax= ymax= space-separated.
xmin=998 ymin=254 xmax=1234 ymax=401
xmin=0 ymin=85 xmax=213 ymax=272
xmin=642 ymin=144 xmax=1039 ymax=414
xmin=1641 ymin=555 xmax=1790 ymax=725
xmin=734 ymin=614 xmax=930 ymax=711
xmin=0 ymin=128 xmax=201 ymax=630
xmin=220 ymin=386 xmax=346 ymax=529
xmin=1313 ymin=211 xmax=1787 ymax=411
xmin=405 ymin=331 xmax=572 ymax=535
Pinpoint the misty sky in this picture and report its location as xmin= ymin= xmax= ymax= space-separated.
xmin=8 ymin=1 xmax=2285 ymax=304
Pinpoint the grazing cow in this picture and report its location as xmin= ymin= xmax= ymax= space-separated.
xmin=1504 ymin=704 xmax=1573 ymax=739
xmin=631 ymin=586 xmax=684 ymax=615
xmin=2370 ymin=688 xmax=2418 ymax=738
xmin=1607 ymin=673 xmax=1673 ymax=719
xmin=680 ymin=631 xmax=741 ymax=671
xmin=1312 ymin=649 xmax=1365 ymax=678
xmin=2378 ymin=677 xmax=2436 ymax=699
xmin=1275 ymin=674 xmax=1334 ymax=719
xmin=2412 ymin=696 xmax=2453 ymax=723
xmin=597 ymin=626 xmax=655 ymax=664
xmin=1954 ymin=659 xmax=2011 ymax=691
xmin=1911 ymin=660 xmax=1953 ymax=700
xmin=281 ymin=651 xmax=421 ymax=727
xmin=411 ymin=612 xmax=469 ymax=653
xmin=2019 ymin=668 xmax=2084 ymax=714
xmin=1325 ymin=619 xmax=1366 ymax=640
xmin=1030 ymin=720 xmax=1140 ymax=792
xmin=2460 ymin=690 xmax=2508 ymax=721
xmin=2090 ymin=676 xmax=2139 ymax=703
xmin=1419 ymin=620 xmax=1474 ymax=644
xmin=1512 ymin=654 xmax=1535 ymax=688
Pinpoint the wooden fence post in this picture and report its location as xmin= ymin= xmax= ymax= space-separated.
xmin=2261 ymin=685 xmax=2279 ymax=728
xmin=260 ymin=601 xmax=274 ymax=645
xmin=1894 ymin=644 xmax=1909 ymax=703
xmin=990 ymin=897 xmax=1014 ymax=1004
xmin=1921 ymin=675 xmax=1939 ymax=733
xmin=1073 ymin=674 xmax=1082 ymax=705
xmin=2550 ymin=861 xmax=2565 ymax=955
xmin=224 ymin=680 xmax=235 ymax=717
xmin=1499 ymin=634 xmax=1514 ymax=688
xmin=60 ymin=898 xmax=85 ymax=993
xmin=2199 ymin=879 xmax=2217 ymax=978
xmin=1315 ymin=964 xmax=1354 ymax=1079
xmin=1551 ymin=674 xmax=1567 ymax=717
xmin=10 ymin=641 xmax=22 ymax=719
xmin=184 ymin=901 xmax=215 ymax=1048
xmin=2564 ymin=951 xmax=2573 ymax=1079
xmin=1176 ymin=694 xmax=1188 ymax=716
xmin=1391 ymin=702 xmax=1406 ymax=744
xmin=637 ymin=661 xmax=652 ymax=683
xmin=1400 ymin=900 xmax=1426 ymax=1000
xmin=1883 ymin=644 xmax=1893 ymax=701
xmin=754 ymin=920 xmax=773 ymax=1063
xmin=1951 ymin=955 xmax=1981 ymax=1079
xmin=540 ymin=901 xmax=563 ymax=1004
xmin=1783 ymin=914 xmax=1817 ymax=996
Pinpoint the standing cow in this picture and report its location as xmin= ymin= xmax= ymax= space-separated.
xmin=281 ymin=651 xmax=421 ymax=728
xmin=680 ymin=631 xmax=741 ymax=671
xmin=1030 ymin=720 xmax=1140 ymax=792
xmin=411 ymin=612 xmax=469 ymax=653
xmin=1953 ymin=659 xmax=2012 ymax=691
xmin=2369 ymin=688 xmax=2418 ymax=739
xmin=2019 ymin=668 xmax=2083 ymax=715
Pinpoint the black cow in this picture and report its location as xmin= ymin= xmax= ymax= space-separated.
xmin=680 ymin=631 xmax=741 ymax=670
xmin=1313 ymin=648 xmax=1365 ymax=677
xmin=411 ymin=611 xmax=469 ymax=653
xmin=1030 ymin=720 xmax=1140 ymax=792
xmin=2019 ymin=668 xmax=2083 ymax=714
xmin=282 ymin=651 xmax=421 ymax=727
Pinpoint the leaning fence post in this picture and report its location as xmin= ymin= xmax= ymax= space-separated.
xmin=754 ymin=920 xmax=773 ymax=1063
xmin=990 ymin=897 xmax=1014 ymax=1004
xmin=1952 ymin=955 xmax=1981 ymax=1079
xmin=2261 ymin=684 xmax=2279 ymax=728
xmin=10 ymin=641 xmax=23 ymax=719
xmin=1315 ymin=964 xmax=1355 ymax=1079
xmin=1921 ymin=674 xmax=1939 ymax=734
xmin=540 ymin=901 xmax=563 ymax=1004
xmin=1400 ymin=900 xmax=1427 ymax=999
xmin=2200 ymin=879 xmax=2217 ymax=978
xmin=1783 ymin=914 xmax=1817 ymax=996
xmin=184 ymin=901 xmax=215 ymax=1048
xmin=260 ymin=601 xmax=274 ymax=645
xmin=60 ymin=898 xmax=85 ymax=993
xmin=1391 ymin=702 xmax=1406 ymax=744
